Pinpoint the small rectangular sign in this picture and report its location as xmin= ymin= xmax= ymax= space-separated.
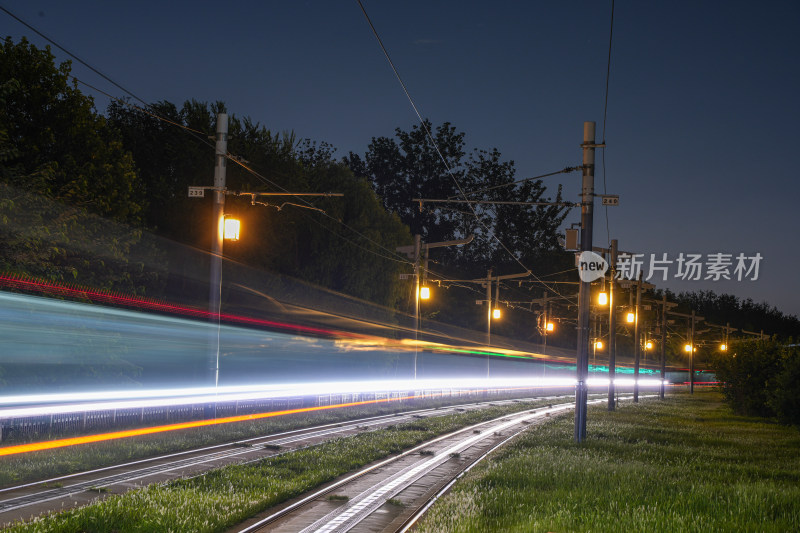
xmin=601 ymin=195 xmax=619 ymax=206
xmin=188 ymin=187 xmax=205 ymax=198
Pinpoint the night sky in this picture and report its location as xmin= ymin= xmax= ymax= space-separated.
xmin=3 ymin=1 xmax=799 ymax=316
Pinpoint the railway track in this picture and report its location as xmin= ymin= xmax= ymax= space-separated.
xmin=237 ymin=395 xmax=645 ymax=533
xmin=0 ymin=395 xmax=565 ymax=525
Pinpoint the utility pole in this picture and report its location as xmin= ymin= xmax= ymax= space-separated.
xmin=660 ymin=293 xmax=668 ymax=400
xmin=690 ymin=310 xmax=696 ymax=394
xmin=413 ymin=234 xmax=421 ymax=379
xmin=607 ymin=239 xmax=617 ymax=411
xmin=208 ymin=113 xmax=227 ymax=396
xmin=396 ymin=234 xmax=473 ymax=379
xmin=575 ymin=121 xmax=597 ymax=443
xmin=485 ymin=268 xmax=493 ymax=347
xmin=633 ymin=271 xmax=642 ymax=403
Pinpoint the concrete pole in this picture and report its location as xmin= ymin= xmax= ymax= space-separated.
xmin=575 ymin=121 xmax=596 ymax=443
xmin=486 ymin=268 xmax=493 ymax=347
xmin=413 ymin=234 xmax=421 ymax=380
xmin=607 ymin=239 xmax=617 ymax=410
xmin=660 ymin=293 xmax=667 ymax=399
xmin=633 ymin=271 xmax=642 ymax=403
xmin=208 ymin=113 xmax=228 ymax=394
xmin=690 ymin=310 xmax=696 ymax=394
xmin=489 ymin=275 xmax=500 ymax=378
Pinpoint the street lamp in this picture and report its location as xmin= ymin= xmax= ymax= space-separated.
xmin=223 ymin=216 xmax=240 ymax=241
xmin=493 ymin=308 xmax=501 ymax=320
xmin=595 ymin=340 xmax=603 ymax=350
xmin=720 ymin=343 xmax=727 ymax=351
xmin=419 ymin=286 xmax=431 ymax=300
xmin=684 ymin=344 xmax=693 ymax=352
xmin=598 ymin=292 xmax=608 ymax=306
xmin=546 ymin=321 xmax=555 ymax=332
xmin=626 ymin=312 xmax=635 ymax=323
xmin=645 ymin=340 xmax=653 ymax=350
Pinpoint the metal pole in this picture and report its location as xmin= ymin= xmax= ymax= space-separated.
xmin=486 ymin=268 xmax=492 ymax=347
xmin=413 ymin=234 xmax=421 ymax=380
xmin=575 ymin=121 xmax=596 ymax=443
xmin=660 ymin=293 xmax=667 ymax=399
xmin=208 ymin=112 xmax=227 ymax=393
xmin=607 ymin=239 xmax=617 ymax=410
xmin=489 ymin=275 xmax=500 ymax=378
xmin=690 ymin=310 xmax=695 ymax=394
xmin=633 ymin=271 xmax=642 ymax=402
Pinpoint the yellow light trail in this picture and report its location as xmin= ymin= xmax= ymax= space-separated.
xmin=0 ymin=387 xmax=534 ymax=457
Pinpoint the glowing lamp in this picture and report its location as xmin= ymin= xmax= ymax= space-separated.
xmin=684 ymin=344 xmax=692 ymax=353
xmin=595 ymin=341 xmax=603 ymax=350
xmin=223 ymin=217 xmax=240 ymax=241
xmin=598 ymin=292 xmax=608 ymax=306
xmin=419 ymin=286 xmax=431 ymax=300
xmin=626 ymin=312 xmax=635 ymax=323
xmin=645 ymin=341 xmax=653 ymax=350
xmin=720 ymin=344 xmax=727 ymax=351
xmin=546 ymin=322 xmax=555 ymax=332
xmin=492 ymin=308 xmax=501 ymax=320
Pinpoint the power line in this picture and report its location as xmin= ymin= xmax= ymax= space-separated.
xmin=0 ymin=5 xmax=151 ymax=110
xmin=600 ymin=0 xmax=616 ymax=247
xmin=449 ymin=166 xmax=582 ymax=199
xmin=355 ymin=0 xmax=575 ymax=304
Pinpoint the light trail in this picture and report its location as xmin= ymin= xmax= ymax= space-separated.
xmin=0 ymin=377 xmax=666 ymax=419
xmin=0 ymin=385 xmax=568 ymax=457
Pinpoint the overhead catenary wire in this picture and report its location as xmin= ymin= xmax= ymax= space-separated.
xmin=79 ymin=77 xmax=413 ymax=266
xmin=355 ymin=0 xmax=575 ymax=305
xmin=600 ymin=0 xmax=615 ymax=247
xmin=0 ymin=7 xmax=417 ymax=268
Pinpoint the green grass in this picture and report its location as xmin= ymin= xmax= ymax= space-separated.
xmin=3 ymin=400 xmax=550 ymax=532
xmin=416 ymin=391 xmax=800 ymax=533
xmin=0 ymin=395 xmax=522 ymax=488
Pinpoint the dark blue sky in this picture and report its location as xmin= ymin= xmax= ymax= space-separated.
xmin=4 ymin=1 xmax=799 ymax=316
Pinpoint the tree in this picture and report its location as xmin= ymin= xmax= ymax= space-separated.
xmin=0 ymin=38 xmax=161 ymax=294
xmin=109 ymin=101 xmax=411 ymax=306
xmin=0 ymin=37 xmax=141 ymax=223
xmin=345 ymin=120 xmax=569 ymax=273
xmin=345 ymin=121 xmax=573 ymax=340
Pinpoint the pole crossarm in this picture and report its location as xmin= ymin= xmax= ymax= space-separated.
xmin=667 ymin=310 xmax=705 ymax=321
xmin=232 ymin=191 xmax=344 ymax=197
xmin=395 ymin=235 xmax=474 ymax=258
xmin=413 ymin=198 xmax=578 ymax=208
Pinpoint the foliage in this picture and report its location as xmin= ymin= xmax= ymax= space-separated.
xmin=669 ymin=289 xmax=800 ymax=340
xmin=0 ymin=38 xmax=165 ymax=293
xmin=417 ymin=392 xmax=800 ymax=533
xmin=0 ymin=37 xmax=141 ymax=223
xmin=345 ymin=120 xmax=569 ymax=270
xmin=108 ymin=102 xmax=411 ymax=306
xmin=713 ymin=338 xmax=800 ymax=424
xmin=345 ymin=120 xmax=573 ymax=340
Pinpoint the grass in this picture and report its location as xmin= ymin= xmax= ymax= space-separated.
xmin=416 ymin=391 xmax=800 ymax=533
xmin=0 ymin=395 xmax=523 ymax=488
xmin=2 ymin=399 xmax=551 ymax=532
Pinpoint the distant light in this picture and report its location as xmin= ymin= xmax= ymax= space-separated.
xmin=595 ymin=341 xmax=603 ymax=350
xmin=223 ymin=217 xmax=240 ymax=241
xmin=493 ymin=308 xmax=501 ymax=319
xmin=684 ymin=344 xmax=692 ymax=353
xmin=419 ymin=286 xmax=431 ymax=300
xmin=720 ymin=343 xmax=727 ymax=351
xmin=645 ymin=341 xmax=653 ymax=350
xmin=626 ymin=312 xmax=635 ymax=323
xmin=598 ymin=292 xmax=608 ymax=306
xmin=546 ymin=321 xmax=555 ymax=332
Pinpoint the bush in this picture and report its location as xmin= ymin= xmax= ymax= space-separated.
xmin=714 ymin=338 xmax=800 ymax=425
